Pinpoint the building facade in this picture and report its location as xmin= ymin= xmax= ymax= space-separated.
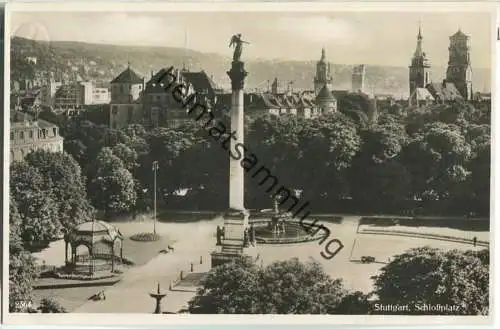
xmin=10 ymin=111 xmax=64 ymax=162
xmin=445 ymin=30 xmax=473 ymax=101
xmin=92 ymin=87 xmax=111 ymax=104
xmin=109 ymin=65 xmax=144 ymax=129
xmin=39 ymin=81 xmax=62 ymax=107
xmin=142 ymin=68 xmax=221 ymax=128
xmin=245 ymin=90 xmax=318 ymax=118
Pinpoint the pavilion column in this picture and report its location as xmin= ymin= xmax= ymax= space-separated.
xmin=120 ymin=242 xmax=123 ymax=263
xmin=89 ymin=246 xmax=93 ymax=275
xmin=64 ymin=241 xmax=68 ymax=265
xmin=111 ymin=244 xmax=115 ymax=272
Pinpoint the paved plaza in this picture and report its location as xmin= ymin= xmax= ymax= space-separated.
xmin=32 ymin=215 xmax=489 ymax=313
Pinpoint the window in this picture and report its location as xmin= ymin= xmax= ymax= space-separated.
xmin=53 ymin=128 xmax=57 ymax=136
xmin=10 ymin=132 xmax=14 ymax=140
xmin=29 ymin=131 xmax=33 ymax=139
xmin=20 ymin=131 xmax=24 ymax=139
xmin=112 ymin=106 xmax=118 ymax=115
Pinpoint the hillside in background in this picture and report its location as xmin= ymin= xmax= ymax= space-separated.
xmin=11 ymin=36 xmax=491 ymax=98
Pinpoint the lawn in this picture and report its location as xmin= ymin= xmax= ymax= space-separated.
xmin=32 ymin=220 xmax=177 ymax=268
xmin=121 ymin=234 xmax=175 ymax=266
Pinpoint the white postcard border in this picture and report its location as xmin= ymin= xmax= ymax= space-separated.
xmin=2 ymin=1 xmax=497 ymax=326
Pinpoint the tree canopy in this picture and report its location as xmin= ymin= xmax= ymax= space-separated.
xmin=188 ymin=258 xmax=358 ymax=314
xmin=52 ymin=99 xmax=490 ymax=216
xmin=373 ymin=246 xmax=489 ymax=315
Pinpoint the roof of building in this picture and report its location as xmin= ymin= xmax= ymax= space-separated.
xmin=182 ymin=71 xmax=220 ymax=95
xmin=451 ymin=29 xmax=468 ymax=39
xmin=111 ymin=66 xmax=143 ymax=84
xmin=315 ymin=85 xmax=336 ymax=103
xmin=146 ymin=68 xmax=221 ymax=97
xmin=10 ymin=111 xmax=59 ymax=129
xmin=427 ymin=82 xmax=463 ymax=101
xmin=242 ymin=92 xmax=317 ymax=110
xmin=68 ymin=220 xmax=123 ymax=242
xmin=412 ymin=87 xmax=435 ymax=101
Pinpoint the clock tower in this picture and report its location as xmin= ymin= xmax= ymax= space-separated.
xmin=445 ymin=29 xmax=473 ymax=100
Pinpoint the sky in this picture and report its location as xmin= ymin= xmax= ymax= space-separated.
xmin=10 ymin=10 xmax=492 ymax=68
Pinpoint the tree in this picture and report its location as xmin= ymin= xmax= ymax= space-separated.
xmin=37 ymin=298 xmax=67 ymax=313
xmin=334 ymin=291 xmax=372 ymax=314
xmin=400 ymin=122 xmax=472 ymax=202
xmin=89 ymin=148 xmax=137 ymax=214
xmin=112 ymin=143 xmax=138 ymax=172
xmin=20 ymin=191 xmax=62 ymax=245
xmin=257 ymin=258 xmax=347 ymax=314
xmin=189 ymin=257 xmax=260 ymax=313
xmin=297 ymin=113 xmax=361 ymax=203
xmin=348 ymin=118 xmax=410 ymax=212
xmin=349 ymin=159 xmax=412 ymax=213
xmin=462 ymin=146 xmax=490 ymax=216
xmin=10 ymin=161 xmax=62 ymax=245
xmin=188 ymin=258 xmax=348 ymax=314
xmin=9 ymin=197 xmax=23 ymax=247
xmin=9 ymin=198 xmax=38 ymax=313
xmin=24 ymin=150 xmax=95 ymax=231
xmin=372 ymin=246 xmax=489 ymax=315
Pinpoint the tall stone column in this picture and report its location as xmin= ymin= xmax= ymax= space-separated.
xmin=211 ymin=60 xmax=251 ymax=268
xmin=228 ymin=61 xmax=246 ymax=211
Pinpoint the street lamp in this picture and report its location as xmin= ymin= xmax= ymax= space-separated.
xmin=152 ymin=161 xmax=159 ymax=235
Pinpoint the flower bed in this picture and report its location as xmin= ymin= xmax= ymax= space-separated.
xmin=130 ymin=232 xmax=161 ymax=242
xmin=359 ymin=228 xmax=489 ymax=247
xmin=255 ymin=233 xmax=326 ymax=244
xmin=53 ymin=268 xmax=119 ymax=281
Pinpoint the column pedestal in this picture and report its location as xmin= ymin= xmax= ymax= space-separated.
xmin=211 ymin=209 xmax=252 ymax=267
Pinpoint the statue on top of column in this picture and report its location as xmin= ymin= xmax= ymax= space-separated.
xmin=229 ymin=34 xmax=250 ymax=62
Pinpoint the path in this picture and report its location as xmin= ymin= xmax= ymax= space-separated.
xmin=74 ymin=223 xmax=216 ymax=313
xmin=50 ymin=214 xmax=488 ymax=312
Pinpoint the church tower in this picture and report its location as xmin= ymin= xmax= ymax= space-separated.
xmin=445 ymin=29 xmax=473 ymax=100
xmin=352 ymin=64 xmax=366 ymax=93
xmin=409 ymin=25 xmax=431 ymax=100
xmin=271 ymin=77 xmax=279 ymax=94
xmin=314 ymin=48 xmax=333 ymax=95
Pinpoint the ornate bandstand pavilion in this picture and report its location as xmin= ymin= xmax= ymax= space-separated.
xmin=64 ymin=220 xmax=124 ymax=275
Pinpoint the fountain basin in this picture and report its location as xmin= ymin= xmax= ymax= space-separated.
xmin=250 ymin=219 xmax=329 ymax=245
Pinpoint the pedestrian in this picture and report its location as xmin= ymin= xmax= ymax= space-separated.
xmin=473 ymin=236 xmax=477 ymax=247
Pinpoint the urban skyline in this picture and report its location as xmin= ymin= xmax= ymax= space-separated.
xmin=11 ymin=11 xmax=491 ymax=68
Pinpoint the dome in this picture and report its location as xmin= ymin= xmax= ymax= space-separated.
xmin=316 ymin=85 xmax=335 ymax=103
xmin=70 ymin=220 xmax=123 ymax=243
